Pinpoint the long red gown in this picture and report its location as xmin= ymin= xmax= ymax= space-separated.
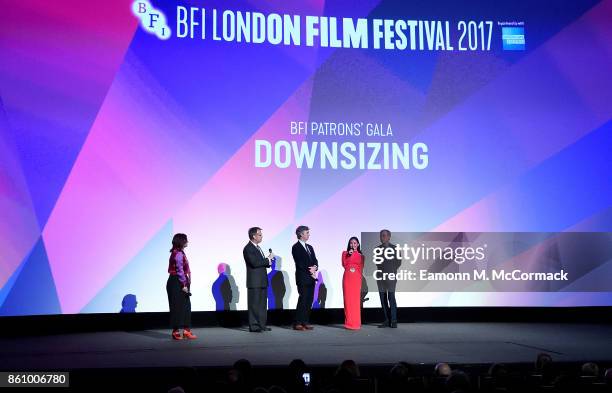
xmin=342 ymin=250 xmax=364 ymax=329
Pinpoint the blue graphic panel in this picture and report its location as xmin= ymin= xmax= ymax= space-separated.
xmin=0 ymin=239 xmax=61 ymax=316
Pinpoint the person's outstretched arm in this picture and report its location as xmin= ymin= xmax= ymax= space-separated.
xmin=244 ymin=246 xmax=270 ymax=269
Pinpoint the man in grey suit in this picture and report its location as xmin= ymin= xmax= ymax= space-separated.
xmin=376 ymin=229 xmax=401 ymax=328
xmin=243 ymin=227 xmax=274 ymax=332
xmin=291 ymin=225 xmax=318 ymax=330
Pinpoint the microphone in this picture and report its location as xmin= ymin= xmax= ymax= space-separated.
xmin=268 ymin=248 xmax=275 ymax=266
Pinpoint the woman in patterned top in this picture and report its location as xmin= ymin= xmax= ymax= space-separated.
xmin=167 ymin=233 xmax=197 ymax=340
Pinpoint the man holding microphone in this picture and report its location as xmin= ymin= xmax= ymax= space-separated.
xmin=243 ymin=227 xmax=274 ymax=332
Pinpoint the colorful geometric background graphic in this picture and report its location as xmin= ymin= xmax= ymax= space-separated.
xmin=1 ymin=0 xmax=611 ymax=315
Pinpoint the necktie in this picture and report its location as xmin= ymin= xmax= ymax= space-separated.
xmin=256 ymin=245 xmax=265 ymax=258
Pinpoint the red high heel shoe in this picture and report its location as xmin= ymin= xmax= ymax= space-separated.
xmin=171 ymin=329 xmax=183 ymax=340
xmin=182 ymin=329 xmax=197 ymax=339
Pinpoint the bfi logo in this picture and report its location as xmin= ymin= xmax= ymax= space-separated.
xmin=131 ymin=0 xmax=171 ymax=40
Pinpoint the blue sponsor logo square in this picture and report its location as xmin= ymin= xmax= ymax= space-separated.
xmin=502 ymin=27 xmax=525 ymax=50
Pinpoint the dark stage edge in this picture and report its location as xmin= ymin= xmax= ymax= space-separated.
xmin=2 ymin=322 xmax=612 ymax=370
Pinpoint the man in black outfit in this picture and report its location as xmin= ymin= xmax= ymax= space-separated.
xmin=376 ymin=229 xmax=401 ymax=328
xmin=243 ymin=227 xmax=274 ymax=332
xmin=291 ymin=225 xmax=318 ymax=331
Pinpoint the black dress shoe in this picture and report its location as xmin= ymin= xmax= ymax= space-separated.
xmin=262 ymin=327 xmax=272 ymax=331
xmin=390 ymin=322 xmax=398 ymax=328
xmin=249 ymin=328 xmax=263 ymax=333
xmin=378 ymin=322 xmax=390 ymax=328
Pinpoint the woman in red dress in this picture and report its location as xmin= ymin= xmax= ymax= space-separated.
xmin=342 ymin=236 xmax=364 ymax=330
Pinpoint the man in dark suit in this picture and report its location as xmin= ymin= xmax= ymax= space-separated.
xmin=291 ymin=225 xmax=318 ymax=331
xmin=243 ymin=227 xmax=273 ymax=332
xmin=376 ymin=229 xmax=401 ymax=328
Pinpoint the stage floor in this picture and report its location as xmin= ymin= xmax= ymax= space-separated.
xmin=2 ymin=322 xmax=612 ymax=370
